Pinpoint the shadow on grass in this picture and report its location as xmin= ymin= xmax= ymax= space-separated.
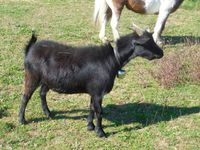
xmin=29 ymin=109 xmax=88 ymax=123
xmin=29 ymin=103 xmax=200 ymax=129
xmin=28 ymin=103 xmax=200 ymax=137
xmin=103 ymin=103 xmax=200 ymax=126
xmin=103 ymin=102 xmax=200 ymax=136
xmin=0 ymin=106 xmax=9 ymax=118
xmin=163 ymin=35 xmax=200 ymax=45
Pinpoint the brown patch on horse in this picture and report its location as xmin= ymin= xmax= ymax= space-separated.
xmin=125 ymin=0 xmax=146 ymax=14
xmin=112 ymin=0 xmax=126 ymax=14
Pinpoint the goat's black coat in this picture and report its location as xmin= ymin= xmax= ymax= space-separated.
xmin=19 ymin=31 xmax=163 ymax=137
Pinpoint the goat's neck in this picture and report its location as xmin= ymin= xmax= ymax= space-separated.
xmin=116 ymin=41 xmax=136 ymax=68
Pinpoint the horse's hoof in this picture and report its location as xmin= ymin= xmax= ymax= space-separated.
xmin=154 ymin=37 xmax=165 ymax=46
xmin=156 ymin=40 xmax=164 ymax=46
xmin=100 ymin=37 xmax=109 ymax=44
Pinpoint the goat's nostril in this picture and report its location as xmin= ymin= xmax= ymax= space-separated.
xmin=158 ymin=54 xmax=163 ymax=58
xmin=155 ymin=54 xmax=163 ymax=59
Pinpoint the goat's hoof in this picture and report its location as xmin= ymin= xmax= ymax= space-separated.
xmin=87 ymin=123 xmax=95 ymax=131
xmin=95 ymin=128 xmax=106 ymax=138
xmin=46 ymin=113 xmax=53 ymax=118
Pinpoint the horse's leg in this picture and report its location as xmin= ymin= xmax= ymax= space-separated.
xmin=99 ymin=10 xmax=108 ymax=43
xmin=107 ymin=0 xmax=123 ymax=42
xmin=153 ymin=9 xmax=170 ymax=45
xmin=110 ymin=11 xmax=120 ymax=41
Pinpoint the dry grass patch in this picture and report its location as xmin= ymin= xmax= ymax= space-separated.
xmin=151 ymin=43 xmax=200 ymax=88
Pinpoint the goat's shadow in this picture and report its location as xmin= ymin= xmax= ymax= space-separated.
xmin=163 ymin=35 xmax=200 ymax=45
xmin=103 ymin=103 xmax=200 ymax=127
xmin=29 ymin=102 xmax=200 ymax=135
xmin=29 ymin=109 xmax=88 ymax=123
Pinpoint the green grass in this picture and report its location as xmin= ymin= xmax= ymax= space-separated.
xmin=182 ymin=0 xmax=200 ymax=10
xmin=0 ymin=0 xmax=200 ymax=149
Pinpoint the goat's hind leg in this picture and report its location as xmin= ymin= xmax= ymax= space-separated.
xmin=19 ymin=71 xmax=39 ymax=124
xmin=40 ymin=84 xmax=52 ymax=118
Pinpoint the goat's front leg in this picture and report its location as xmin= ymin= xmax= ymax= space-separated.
xmin=92 ymin=95 xmax=106 ymax=138
xmin=87 ymin=98 xmax=95 ymax=131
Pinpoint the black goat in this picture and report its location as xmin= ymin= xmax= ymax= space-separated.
xmin=19 ymin=29 xmax=163 ymax=138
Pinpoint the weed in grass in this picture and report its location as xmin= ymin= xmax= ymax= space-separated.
xmin=150 ymin=44 xmax=200 ymax=88
xmin=151 ymin=52 xmax=182 ymax=88
xmin=0 ymin=122 xmax=15 ymax=137
xmin=0 ymin=105 xmax=9 ymax=118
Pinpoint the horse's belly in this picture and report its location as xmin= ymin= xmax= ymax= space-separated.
xmin=126 ymin=0 xmax=161 ymax=14
xmin=144 ymin=0 xmax=161 ymax=14
xmin=126 ymin=0 xmax=146 ymax=14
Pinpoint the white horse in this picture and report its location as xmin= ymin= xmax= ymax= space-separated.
xmin=94 ymin=0 xmax=184 ymax=44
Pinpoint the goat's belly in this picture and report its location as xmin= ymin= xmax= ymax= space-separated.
xmin=51 ymin=87 xmax=87 ymax=94
xmin=43 ymin=76 xmax=87 ymax=94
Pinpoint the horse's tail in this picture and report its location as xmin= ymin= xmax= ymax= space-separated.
xmin=24 ymin=32 xmax=37 ymax=56
xmin=93 ymin=0 xmax=111 ymax=26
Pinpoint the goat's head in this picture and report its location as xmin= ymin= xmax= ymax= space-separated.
xmin=131 ymin=23 xmax=164 ymax=60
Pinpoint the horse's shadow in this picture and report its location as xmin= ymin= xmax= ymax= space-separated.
xmin=29 ymin=102 xmax=200 ymax=135
xmin=163 ymin=35 xmax=200 ymax=45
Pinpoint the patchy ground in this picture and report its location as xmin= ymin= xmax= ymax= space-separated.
xmin=0 ymin=0 xmax=200 ymax=149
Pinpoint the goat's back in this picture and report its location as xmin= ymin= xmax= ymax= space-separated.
xmin=24 ymin=40 xmax=116 ymax=94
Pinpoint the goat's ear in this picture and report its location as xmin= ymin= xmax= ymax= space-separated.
xmin=135 ymin=35 xmax=150 ymax=45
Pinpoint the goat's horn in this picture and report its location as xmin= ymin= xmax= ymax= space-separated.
xmin=146 ymin=27 xmax=151 ymax=32
xmin=131 ymin=23 xmax=145 ymax=36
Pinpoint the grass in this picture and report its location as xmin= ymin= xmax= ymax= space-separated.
xmin=0 ymin=0 xmax=200 ymax=149
xmin=182 ymin=0 xmax=200 ymax=10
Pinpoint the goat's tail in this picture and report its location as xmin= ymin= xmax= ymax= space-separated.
xmin=93 ymin=0 xmax=111 ymax=26
xmin=24 ymin=32 xmax=37 ymax=56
